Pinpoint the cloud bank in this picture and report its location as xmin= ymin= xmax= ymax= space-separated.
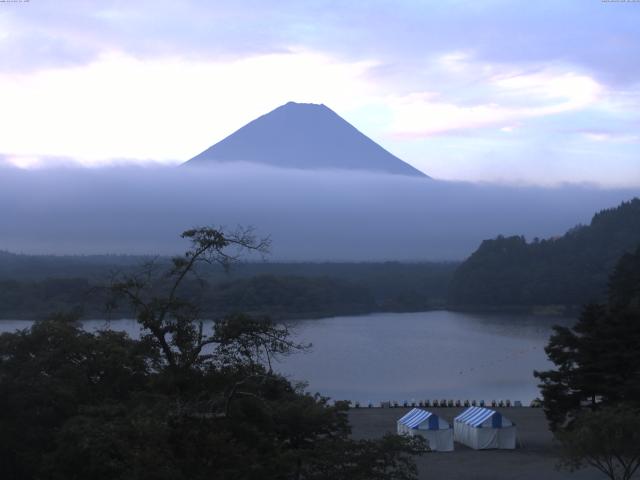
xmin=0 ymin=164 xmax=636 ymax=261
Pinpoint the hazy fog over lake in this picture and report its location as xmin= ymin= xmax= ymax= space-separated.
xmin=0 ymin=164 xmax=635 ymax=260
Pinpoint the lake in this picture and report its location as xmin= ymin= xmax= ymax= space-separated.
xmin=0 ymin=310 xmax=570 ymax=405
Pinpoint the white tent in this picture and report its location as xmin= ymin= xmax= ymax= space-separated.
xmin=397 ymin=408 xmax=454 ymax=452
xmin=453 ymin=406 xmax=516 ymax=450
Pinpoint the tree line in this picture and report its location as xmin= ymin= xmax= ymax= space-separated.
xmin=0 ymin=227 xmax=426 ymax=480
xmin=449 ymin=198 xmax=640 ymax=308
xmin=0 ymin=258 xmax=455 ymax=319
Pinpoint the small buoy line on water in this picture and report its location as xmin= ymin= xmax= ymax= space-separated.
xmin=337 ymin=398 xmax=544 ymax=409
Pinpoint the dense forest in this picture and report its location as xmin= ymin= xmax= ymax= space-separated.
xmin=449 ymin=198 xmax=640 ymax=309
xmin=533 ymin=245 xmax=640 ymax=479
xmin=536 ymin=243 xmax=640 ymax=429
xmin=0 ymin=254 xmax=456 ymax=319
xmin=3 ymin=197 xmax=638 ymax=318
xmin=0 ymin=228 xmax=426 ymax=480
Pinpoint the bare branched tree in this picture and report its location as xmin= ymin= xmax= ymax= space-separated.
xmin=109 ymin=226 xmax=272 ymax=371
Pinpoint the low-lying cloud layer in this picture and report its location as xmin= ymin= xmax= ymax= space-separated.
xmin=1 ymin=165 xmax=636 ymax=261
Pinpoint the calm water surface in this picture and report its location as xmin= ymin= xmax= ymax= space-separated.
xmin=0 ymin=311 xmax=570 ymax=404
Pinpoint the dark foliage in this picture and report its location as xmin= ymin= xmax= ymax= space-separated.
xmin=608 ymin=246 xmax=640 ymax=313
xmin=557 ymin=405 xmax=640 ymax=480
xmin=0 ymin=227 xmax=425 ymax=480
xmin=450 ymin=198 xmax=640 ymax=307
xmin=0 ymin=314 xmax=156 ymax=479
xmin=534 ymin=246 xmax=640 ymax=431
xmin=0 ymin=259 xmax=456 ymax=319
xmin=201 ymin=275 xmax=374 ymax=318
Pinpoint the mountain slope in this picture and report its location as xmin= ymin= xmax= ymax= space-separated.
xmin=449 ymin=198 xmax=640 ymax=307
xmin=184 ymin=102 xmax=427 ymax=177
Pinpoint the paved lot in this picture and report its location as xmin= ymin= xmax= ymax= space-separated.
xmin=348 ymin=407 xmax=607 ymax=480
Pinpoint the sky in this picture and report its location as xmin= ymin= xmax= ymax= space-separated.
xmin=1 ymin=0 xmax=639 ymax=186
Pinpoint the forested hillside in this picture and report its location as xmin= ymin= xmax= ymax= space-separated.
xmin=0 ymin=256 xmax=456 ymax=319
xmin=449 ymin=198 xmax=640 ymax=308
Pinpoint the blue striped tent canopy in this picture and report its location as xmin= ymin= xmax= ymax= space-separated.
xmin=397 ymin=408 xmax=441 ymax=430
xmin=454 ymin=407 xmax=505 ymax=428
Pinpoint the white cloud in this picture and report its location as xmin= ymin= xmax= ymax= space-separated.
xmin=0 ymin=50 xmax=377 ymax=165
xmin=582 ymin=132 xmax=639 ymax=143
xmin=0 ymin=45 xmax=608 ymax=167
xmin=0 ymin=46 xmax=636 ymax=188
xmin=386 ymin=63 xmax=604 ymax=137
xmin=493 ymin=70 xmax=602 ymax=111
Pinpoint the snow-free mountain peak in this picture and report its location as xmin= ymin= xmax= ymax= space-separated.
xmin=185 ymin=102 xmax=428 ymax=177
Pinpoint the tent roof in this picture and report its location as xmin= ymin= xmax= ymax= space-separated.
xmin=455 ymin=407 xmax=504 ymax=428
xmin=397 ymin=408 xmax=435 ymax=429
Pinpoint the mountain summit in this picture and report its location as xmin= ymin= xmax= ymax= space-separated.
xmin=184 ymin=102 xmax=427 ymax=177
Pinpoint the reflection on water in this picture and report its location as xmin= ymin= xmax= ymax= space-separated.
xmin=0 ymin=311 xmax=572 ymax=404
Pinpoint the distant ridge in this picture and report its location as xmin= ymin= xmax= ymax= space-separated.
xmin=184 ymin=102 xmax=427 ymax=177
xmin=449 ymin=198 xmax=640 ymax=308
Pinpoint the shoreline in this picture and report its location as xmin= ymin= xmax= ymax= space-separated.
xmin=0 ymin=304 xmax=578 ymax=322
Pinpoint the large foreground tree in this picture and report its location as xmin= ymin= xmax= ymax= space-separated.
xmin=535 ymin=245 xmax=640 ymax=479
xmin=557 ymin=405 xmax=640 ymax=480
xmin=0 ymin=226 xmax=425 ymax=480
xmin=534 ymin=245 xmax=640 ymax=431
